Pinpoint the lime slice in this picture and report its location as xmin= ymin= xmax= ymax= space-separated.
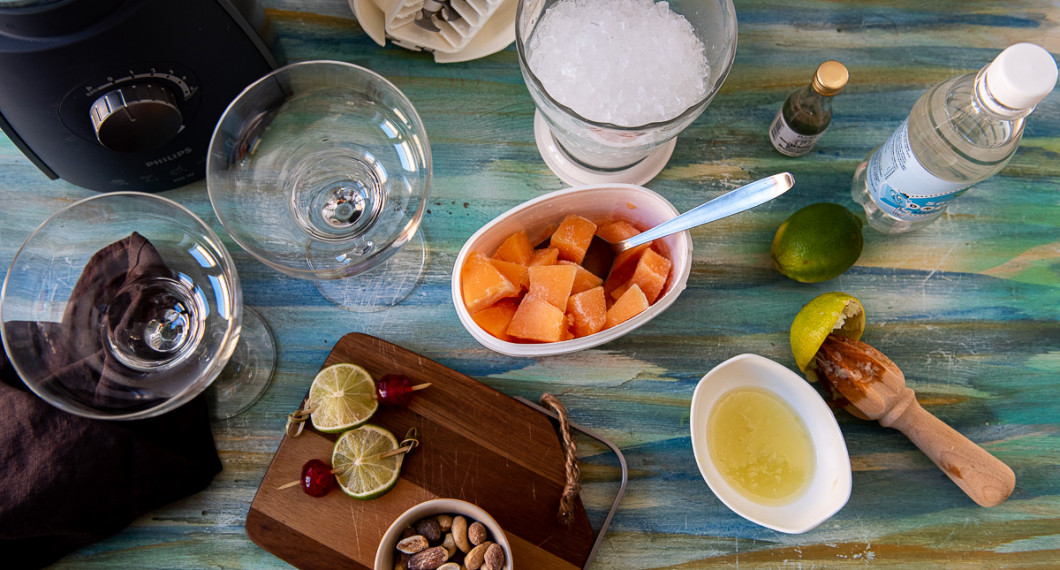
xmin=771 ymin=203 xmax=863 ymax=283
xmin=332 ymin=424 xmax=403 ymax=500
xmin=790 ymin=292 xmax=865 ymax=379
xmin=308 ymin=363 xmax=379 ymax=433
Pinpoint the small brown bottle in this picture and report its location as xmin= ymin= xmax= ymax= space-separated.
xmin=769 ymin=60 xmax=849 ymax=156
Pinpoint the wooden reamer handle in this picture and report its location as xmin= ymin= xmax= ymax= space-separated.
xmin=878 ymin=388 xmax=1015 ymax=507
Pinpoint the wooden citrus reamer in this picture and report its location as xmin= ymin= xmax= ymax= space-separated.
xmin=815 ymin=335 xmax=1015 ymax=507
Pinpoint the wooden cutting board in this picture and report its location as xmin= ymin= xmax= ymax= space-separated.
xmin=246 ymin=333 xmax=596 ymax=569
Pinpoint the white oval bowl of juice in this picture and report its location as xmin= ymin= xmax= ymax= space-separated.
xmin=690 ymin=353 xmax=851 ymax=533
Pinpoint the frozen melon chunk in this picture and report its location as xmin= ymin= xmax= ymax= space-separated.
xmin=461 ymin=252 xmax=521 ymax=313
xmin=528 ymin=264 xmax=578 ymax=309
xmin=560 ymin=260 xmax=604 ymax=295
xmin=597 ymin=220 xmax=650 ymax=286
xmin=471 ymin=299 xmax=519 ymax=342
xmin=550 ymin=214 xmax=597 ymax=264
xmin=566 ymin=286 xmax=607 ymax=338
xmin=490 ymin=258 xmax=530 ymax=290
xmin=606 ymin=284 xmax=649 ymax=329
xmin=506 ymin=294 xmax=568 ymax=342
xmin=492 ymin=230 xmax=533 ymax=265
xmin=529 ymin=247 xmax=560 ymax=266
xmin=621 ymin=248 xmax=672 ymax=304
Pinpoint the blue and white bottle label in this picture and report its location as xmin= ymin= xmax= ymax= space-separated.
xmin=866 ymin=120 xmax=969 ymax=219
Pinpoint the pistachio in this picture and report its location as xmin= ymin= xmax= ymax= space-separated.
xmin=483 ymin=543 xmax=505 ymax=570
xmin=464 ymin=541 xmax=492 ymax=570
xmin=397 ymin=535 xmax=429 ymax=554
xmin=435 ymin=514 xmax=454 ymax=532
xmin=467 ymin=521 xmax=487 ymax=546
xmin=416 ymin=517 xmax=443 ymax=543
xmin=408 ymin=545 xmax=449 ymax=570
xmin=451 ymin=515 xmax=470 ymax=553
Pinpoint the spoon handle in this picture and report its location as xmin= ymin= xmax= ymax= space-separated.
xmin=882 ymin=393 xmax=1015 ymax=507
xmin=617 ymin=172 xmax=794 ymax=250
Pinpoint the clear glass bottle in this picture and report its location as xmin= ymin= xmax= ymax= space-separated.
xmin=852 ymin=43 xmax=1058 ymax=233
xmin=769 ymin=60 xmax=849 ymax=156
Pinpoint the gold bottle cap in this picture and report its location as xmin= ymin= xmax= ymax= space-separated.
xmin=812 ymin=60 xmax=849 ymax=96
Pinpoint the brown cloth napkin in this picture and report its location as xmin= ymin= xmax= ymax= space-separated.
xmin=0 ymin=234 xmax=223 ymax=568
xmin=34 ymin=231 xmax=175 ymax=413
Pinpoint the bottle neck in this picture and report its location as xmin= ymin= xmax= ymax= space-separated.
xmin=802 ymin=85 xmax=835 ymax=109
xmin=974 ymin=67 xmax=1035 ymax=120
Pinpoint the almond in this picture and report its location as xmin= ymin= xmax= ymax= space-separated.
xmin=408 ymin=545 xmax=448 ymax=570
xmin=468 ymin=521 xmax=488 ymax=545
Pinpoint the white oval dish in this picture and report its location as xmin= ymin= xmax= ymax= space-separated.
xmin=374 ymin=498 xmax=513 ymax=570
xmin=452 ymin=183 xmax=693 ymax=357
xmin=690 ymin=353 xmax=852 ymax=534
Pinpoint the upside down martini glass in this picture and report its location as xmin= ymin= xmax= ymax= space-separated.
xmin=207 ymin=60 xmax=432 ymax=312
xmin=0 ymin=192 xmax=275 ymax=420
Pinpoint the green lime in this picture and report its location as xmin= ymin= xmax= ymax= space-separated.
xmin=790 ymin=292 xmax=865 ymax=379
xmin=308 ymin=363 xmax=379 ymax=433
xmin=331 ymin=424 xmax=403 ymax=500
xmin=771 ymin=203 xmax=863 ymax=283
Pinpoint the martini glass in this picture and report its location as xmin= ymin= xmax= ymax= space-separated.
xmin=206 ymin=60 xmax=432 ymax=312
xmin=0 ymin=192 xmax=275 ymax=421
xmin=516 ymin=0 xmax=737 ymax=186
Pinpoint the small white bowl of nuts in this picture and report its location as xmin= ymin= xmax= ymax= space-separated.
xmin=374 ymin=498 xmax=512 ymax=570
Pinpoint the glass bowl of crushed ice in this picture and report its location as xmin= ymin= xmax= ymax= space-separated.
xmin=516 ymin=0 xmax=737 ymax=185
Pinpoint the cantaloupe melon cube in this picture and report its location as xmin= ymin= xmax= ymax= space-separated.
xmin=471 ymin=299 xmax=519 ymax=341
xmin=550 ymin=214 xmax=597 ymax=264
xmin=597 ymin=220 xmax=649 ymax=288
xmin=506 ymin=294 xmax=568 ymax=342
xmin=566 ymin=286 xmax=607 ymax=338
xmin=529 ymin=247 xmax=560 ymax=266
xmin=626 ymin=248 xmax=672 ymax=304
xmin=595 ymin=220 xmax=641 ymax=243
xmin=461 ymin=252 xmax=521 ymax=313
xmin=609 ymin=280 xmax=631 ymax=301
xmin=603 ymin=246 xmax=646 ymax=298
xmin=605 ymin=284 xmax=649 ymax=329
xmin=559 ymin=260 xmax=603 ymax=295
xmin=490 ymin=258 xmax=529 ymax=290
xmin=528 ymin=264 xmax=578 ymax=309
xmin=492 ymin=231 xmax=533 ymax=265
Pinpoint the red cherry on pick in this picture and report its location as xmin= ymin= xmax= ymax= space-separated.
xmin=301 ymin=459 xmax=334 ymax=497
xmin=377 ymin=374 xmax=414 ymax=406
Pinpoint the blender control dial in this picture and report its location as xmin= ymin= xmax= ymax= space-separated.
xmin=89 ymin=82 xmax=183 ymax=153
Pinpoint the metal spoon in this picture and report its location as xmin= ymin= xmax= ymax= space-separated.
xmin=581 ymin=172 xmax=794 ymax=278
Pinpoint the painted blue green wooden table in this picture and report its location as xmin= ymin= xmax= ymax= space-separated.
xmin=2 ymin=0 xmax=1058 ymax=566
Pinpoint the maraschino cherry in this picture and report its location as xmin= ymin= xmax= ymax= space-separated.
xmin=376 ymin=374 xmax=430 ymax=406
xmin=300 ymin=459 xmax=335 ymax=497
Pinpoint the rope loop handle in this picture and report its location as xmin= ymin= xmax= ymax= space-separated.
xmin=540 ymin=393 xmax=581 ymax=526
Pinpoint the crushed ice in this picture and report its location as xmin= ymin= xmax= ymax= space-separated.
xmin=527 ymin=0 xmax=710 ymax=126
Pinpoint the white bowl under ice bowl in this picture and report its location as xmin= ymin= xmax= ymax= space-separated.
xmin=452 ymin=183 xmax=693 ymax=357
xmin=689 ymin=353 xmax=852 ymax=534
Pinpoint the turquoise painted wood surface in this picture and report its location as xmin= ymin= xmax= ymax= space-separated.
xmin=2 ymin=0 xmax=1058 ymax=567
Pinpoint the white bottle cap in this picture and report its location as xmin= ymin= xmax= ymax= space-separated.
xmin=985 ymin=43 xmax=1058 ymax=110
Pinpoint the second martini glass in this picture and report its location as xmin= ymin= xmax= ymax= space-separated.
xmin=207 ymin=60 xmax=432 ymax=311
